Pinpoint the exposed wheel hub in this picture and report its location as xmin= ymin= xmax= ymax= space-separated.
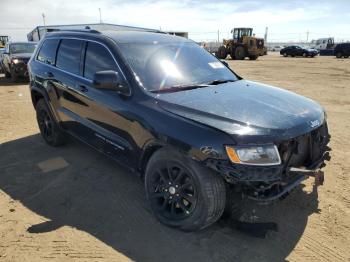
xmin=169 ymin=186 xmax=176 ymax=195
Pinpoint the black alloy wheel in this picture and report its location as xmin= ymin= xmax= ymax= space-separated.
xmin=38 ymin=107 xmax=54 ymax=142
xmin=36 ymin=99 xmax=66 ymax=146
xmin=145 ymin=149 xmax=226 ymax=231
xmin=148 ymin=162 xmax=197 ymax=221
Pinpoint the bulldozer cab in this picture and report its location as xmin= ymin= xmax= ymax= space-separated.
xmin=231 ymin=28 xmax=253 ymax=40
xmin=0 ymin=36 xmax=9 ymax=48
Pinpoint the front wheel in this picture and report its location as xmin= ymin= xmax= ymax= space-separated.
xmin=216 ymin=46 xmax=227 ymax=59
xmin=36 ymin=99 xmax=66 ymax=147
xmin=235 ymin=46 xmax=246 ymax=60
xmin=4 ymin=70 xmax=11 ymax=78
xmin=336 ymin=52 xmax=343 ymax=58
xmin=145 ymin=149 xmax=226 ymax=231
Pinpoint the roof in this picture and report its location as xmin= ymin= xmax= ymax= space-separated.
xmin=47 ymin=29 xmax=192 ymax=44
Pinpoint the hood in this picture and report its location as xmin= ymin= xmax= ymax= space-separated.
xmin=155 ymin=80 xmax=325 ymax=141
xmin=10 ymin=53 xmax=33 ymax=59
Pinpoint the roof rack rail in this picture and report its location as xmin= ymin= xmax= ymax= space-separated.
xmin=47 ymin=28 xmax=101 ymax=34
xmin=27 ymin=23 xmax=167 ymax=41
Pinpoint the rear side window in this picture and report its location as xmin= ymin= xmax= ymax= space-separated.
xmin=56 ymin=39 xmax=83 ymax=75
xmin=37 ymin=39 xmax=59 ymax=65
xmin=84 ymin=42 xmax=117 ymax=80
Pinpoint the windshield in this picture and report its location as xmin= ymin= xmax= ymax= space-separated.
xmin=117 ymin=41 xmax=238 ymax=92
xmin=10 ymin=43 xmax=36 ymax=54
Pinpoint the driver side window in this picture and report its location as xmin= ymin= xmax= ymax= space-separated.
xmin=83 ymin=42 xmax=118 ymax=80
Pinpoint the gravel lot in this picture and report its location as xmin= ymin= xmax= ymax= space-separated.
xmin=0 ymin=54 xmax=349 ymax=262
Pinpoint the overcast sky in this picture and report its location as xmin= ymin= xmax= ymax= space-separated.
xmin=1 ymin=0 xmax=350 ymax=42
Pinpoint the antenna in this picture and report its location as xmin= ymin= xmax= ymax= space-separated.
xmin=99 ymin=8 xmax=102 ymax=23
xmin=42 ymin=13 xmax=46 ymax=26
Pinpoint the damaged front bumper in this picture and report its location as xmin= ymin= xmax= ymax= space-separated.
xmin=205 ymin=123 xmax=331 ymax=202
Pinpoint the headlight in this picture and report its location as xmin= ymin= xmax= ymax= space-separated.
xmin=225 ymin=145 xmax=281 ymax=166
xmin=12 ymin=59 xmax=19 ymax=64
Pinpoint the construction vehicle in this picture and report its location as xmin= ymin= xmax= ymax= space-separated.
xmin=0 ymin=36 xmax=9 ymax=48
xmin=216 ymin=28 xmax=265 ymax=60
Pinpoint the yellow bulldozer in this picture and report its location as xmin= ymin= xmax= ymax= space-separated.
xmin=216 ymin=28 xmax=265 ymax=60
xmin=0 ymin=36 xmax=9 ymax=48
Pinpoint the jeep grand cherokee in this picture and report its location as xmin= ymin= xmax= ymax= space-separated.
xmin=28 ymin=28 xmax=330 ymax=231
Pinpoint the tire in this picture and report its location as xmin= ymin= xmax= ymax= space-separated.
xmin=234 ymin=46 xmax=246 ymax=60
xmin=303 ymin=52 xmax=307 ymax=57
xmin=216 ymin=46 xmax=227 ymax=59
xmin=336 ymin=52 xmax=342 ymax=58
xmin=36 ymin=99 xmax=66 ymax=147
xmin=4 ymin=70 xmax=11 ymax=78
xmin=145 ymin=148 xmax=226 ymax=231
xmin=344 ymin=56 xmax=349 ymax=58
xmin=10 ymin=70 xmax=18 ymax=82
xmin=249 ymin=55 xmax=258 ymax=60
xmin=283 ymin=52 xmax=287 ymax=57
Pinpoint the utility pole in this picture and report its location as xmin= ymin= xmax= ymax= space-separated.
xmin=264 ymin=27 xmax=268 ymax=43
xmin=99 ymin=8 xmax=102 ymax=23
xmin=42 ymin=13 xmax=46 ymax=27
xmin=306 ymin=30 xmax=309 ymax=42
xmin=217 ymin=30 xmax=220 ymax=43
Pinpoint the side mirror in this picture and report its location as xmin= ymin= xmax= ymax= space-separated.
xmin=221 ymin=60 xmax=229 ymax=68
xmin=93 ymin=70 xmax=129 ymax=94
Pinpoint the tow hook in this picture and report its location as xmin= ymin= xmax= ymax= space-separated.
xmin=288 ymin=167 xmax=324 ymax=186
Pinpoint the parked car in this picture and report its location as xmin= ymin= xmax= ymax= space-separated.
xmin=270 ymin=45 xmax=284 ymax=52
xmin=334 ymin=43 xmax=350 ymax=58
xmin=2 ymin=42 xmax=37 ymax=81
xmin=280 ymin=46 xmax=318 ymax=57
xmin=0 ymin=47 xmax=5 ymax=73
xmin=28 ymin=29 xmax=330 ymax=231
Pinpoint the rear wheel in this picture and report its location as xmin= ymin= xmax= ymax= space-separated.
xmin=216 ymin=46 xmax=227 ymax=59
xmin=145 ymin=149 xmax=226 ymax=231
xmin=36 ymin=99 xmax=66 ymax=147
xmin=283 ymin=52 xmax=288 ymax=57
xmin=235 ymin=46 xmax=246 ymax=60
xmin=303 ymin=52 xmax=307 ymax=57
xmin=344 ymin=55 xmax=349 ymax=58
xmin=336 ymin=52 xmax=343 ymax=58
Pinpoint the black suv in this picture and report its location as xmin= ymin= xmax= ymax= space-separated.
xmin=280 ymin=45 xmax=318 ymax=57
xmin=2 ymin=42 xmax=37 ymax=81
xmin=28 ymin=29 xmax=330 ymax=231
xmin=334 ymin=43 xmax=350 ymax=58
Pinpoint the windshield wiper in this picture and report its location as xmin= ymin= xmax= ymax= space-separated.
xmin=149 ymin=79 xmax=236 ymax=94
xmin=150 ymin=83 xmax=209 ymax=93
xmin=203 ymin=79 xmax=236 ymax=85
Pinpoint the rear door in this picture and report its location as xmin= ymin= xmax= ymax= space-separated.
xmin=51 ymin=39 xmax=85 ymax=133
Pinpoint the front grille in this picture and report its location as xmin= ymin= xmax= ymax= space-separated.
xmin=279 ymin=122 xmax=330 ymax=168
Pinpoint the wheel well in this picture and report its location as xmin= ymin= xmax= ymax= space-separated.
xmin=31 ymin=90 xmax=44 ymax=108
xmin=139 ymin=144 xmax=163 ymax=177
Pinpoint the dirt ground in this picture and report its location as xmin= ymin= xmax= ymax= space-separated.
xmin=0 ymin=53 xmax=349 ymax=262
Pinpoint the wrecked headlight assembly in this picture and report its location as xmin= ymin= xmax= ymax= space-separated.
xmin=225 ymin=144 xmax=281 ymax=166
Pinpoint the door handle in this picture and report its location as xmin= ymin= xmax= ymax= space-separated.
xmin=45 ymin=72 xmax=54 ymax=78
xmin=79 ymin=85 xmax=88 ymax=92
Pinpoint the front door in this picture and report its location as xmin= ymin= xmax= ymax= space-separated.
xmin=73 ymin=40 xmax=135 ymax=166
